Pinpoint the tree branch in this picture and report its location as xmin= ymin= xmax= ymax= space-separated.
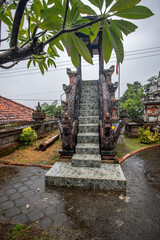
xmin=10 ymin=0 xmax=29 ymax=47
xmin=62 ymin=0 xmax=69 ymax=29
xmin=0 ymin=40 xmax=43 ymax=64
xmin=0 ymin=35 xmax=10 ymax=42
xmin=0 ymin=0 xmax=6 ymax=8
xmin=0 ymin=61 xmax=18 ymax=69
xmin=43 ymin=16 xmax=105 ymax=47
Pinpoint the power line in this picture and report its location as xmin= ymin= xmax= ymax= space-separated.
xmin=7 ymin=90 xmax=63 ymax=97
xmin=1 ymin=53 xmax=160 ymax=79
xmin=11 ymin=98 xmax=61 ymax=102
xmin=0 ymin=46 xmax=160 ymax=74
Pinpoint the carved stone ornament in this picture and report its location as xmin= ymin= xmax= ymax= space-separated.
xmin=62 ymin=113 xmax=74 ymax=150
xmin=100 ymin=112 xmax=114 ymax=150
xmin=32 ymin=102 xmax=45 ymax=121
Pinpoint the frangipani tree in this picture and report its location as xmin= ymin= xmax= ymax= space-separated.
xmin=0 ymin=0 xmax=153 ymax=74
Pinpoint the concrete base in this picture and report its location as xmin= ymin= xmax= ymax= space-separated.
xmin=45 ymin=162 xmax=126 ymax=190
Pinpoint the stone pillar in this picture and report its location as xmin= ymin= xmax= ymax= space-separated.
xmin=32 ymin=102 xmax=46 ymax=136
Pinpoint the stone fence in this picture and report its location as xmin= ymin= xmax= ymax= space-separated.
xmin=0 ymin=120 xmax=58 ymax=157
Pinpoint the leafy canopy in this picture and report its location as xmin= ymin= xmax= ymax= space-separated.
xmin=41 ymin=101 xmax=61 ymax=117
xmin=0 ymin=0 xmax=153 ymax=73
xmin=120 ymin=81 xmax=144 ymax=120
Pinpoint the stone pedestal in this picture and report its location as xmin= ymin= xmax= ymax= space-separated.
xmin=45 ymin=162 xmax=126 ymax=190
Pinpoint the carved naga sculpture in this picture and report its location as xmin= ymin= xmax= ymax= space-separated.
xmin=59 ymin=70 xmax=81 ymax=156
xmin=99 ymin=68 xmax=123 ymax=157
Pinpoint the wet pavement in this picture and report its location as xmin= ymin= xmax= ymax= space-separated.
xmin=0 ymin=146 xmax=160 ymax=240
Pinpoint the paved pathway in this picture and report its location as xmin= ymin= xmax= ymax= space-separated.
xmin=0 ymin=146 xmax=160 ymax=240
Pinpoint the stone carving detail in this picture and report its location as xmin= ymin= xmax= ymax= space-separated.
xmin=59 ymin=113 xmax=78 ymax=151
xmin=59 ymin=73 xmax=81 ymax=155
xmin=32 ymin=102 xmax=45 ymax=121
xmin=143 ymin=71 xmax=160 ymax=126
xmin=99 ymin=73 xmax=123 ymax=153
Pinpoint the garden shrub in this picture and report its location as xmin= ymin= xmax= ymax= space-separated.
xmin=139 ymin=126 xmax=159 ymax=144
xmin=19 ymin=127 xmax=37 ymax=146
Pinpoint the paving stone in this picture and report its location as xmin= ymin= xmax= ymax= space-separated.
xmin=15 ymin=197 xmax=28 ymax=207
xmin=44 ymin=206 xmax=57 ymax=218
xmin=34 ymin=200 xmax=49 ymax=209
xmin=20 ymin=204 xmax=35 ymax=214
xmin=6 ymin=188 xmax=17 ymax=195
xmin=11 ymin=213 xmax=28 ymax=224
xmin=37 ymin=217 xmax=53 ymax=228
xmin=22 ymin=189 xmax=35 ymax=198
xmin=0 ymin=195 xmax=9 ymax=203
xmin=27 ymin=209 xmax=44 ymax=222
xmin=0 ymin=201 xmax=14 ymax=210
xmin=9 ymin=192 xmax=22 ymax=201
xmin=28 ymin=194 xmax=41 ymax=203
xmin=24 ymin=180 xmax=33 ymax=186
xmin=18 ymin=186 xmax=29 ymax=193
xmin=12 ymin=182 xmax=23 ymax=188
xmin=5 ymin=207 xmax=21 ymax=218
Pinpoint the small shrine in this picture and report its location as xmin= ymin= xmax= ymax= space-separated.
xmin=143 ymin=72 xmax=160 ymax=127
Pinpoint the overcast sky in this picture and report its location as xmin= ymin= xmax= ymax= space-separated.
xmin=0 ymin=0 xmax=160 ymax=109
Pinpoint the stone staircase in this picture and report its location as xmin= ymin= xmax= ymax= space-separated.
xmin=72 ymin=80 xmax=101 ymax=168
xmin=45 ymin=80 xmax=126 ymax=190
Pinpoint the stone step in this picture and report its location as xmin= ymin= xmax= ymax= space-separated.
xmin=81 ymin=93 xmax=98 ymax=98
xmin=80 ymin=104 xmax=98 ymax=111
xmin=77 ymin=132 xmax=99 ymax=144
xmin=79 ymin=116 xmax=99 ymax=124
xmin=45 ymin=162 xmax=126 ymax=190
xmin=79 ymin=123 xmax=99 ymax=133
xmin=82 ymin=88 xmax=98 ymax=93
xmin=76 ymin=143 xmax=100 ymax=154
xmin=82 ymin=80 xmax=98 ymax=86
xmin=80 ymin=98 xmax=99 ymax=104
xmin=71 ymin=154 xmax=101 ymax=167
xmin=79 ymin=109 xmax=99 ymax=116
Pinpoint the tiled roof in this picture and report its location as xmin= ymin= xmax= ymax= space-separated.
xmin=0 ymin=96 xmax=34 ymax=124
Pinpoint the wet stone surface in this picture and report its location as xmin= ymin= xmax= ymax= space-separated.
xmin=0 ymin=146 xmax=160 ymax=240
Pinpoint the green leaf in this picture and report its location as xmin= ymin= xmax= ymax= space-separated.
xmin=71 ymin=33 xmax=93 ymax=64
xmin=40 ymin=7 xmax=61 ymax=19
xmin=40 ymin=15 xmax=62 ymax=30
xmin=108 ymin=25 xmax=124 ymax=63
xmin=78 ymin=27 xmax=91 ymax=36
xmin=27 ymin=59 xmax=32 ymax=69
xmin=109 ymin=0 xmax=141 ymax=12
xmin=78 ymin=5 xmax=97 ymax=15
xmin=70 ymin=3 xmax=80 ymax=24
xmin=115 ymin=6 xmax=154 ymax=19
xmin=88 ymin=0 xmax=104 ymax=10
xmin=102 ymin=26 xmax=112 ymax=64
xmin=105 ymin=0 xmax=114 ymax=9
xmin=90 ymin=21 xmax=101 ymax=43
xmin=42 ymin=0 xmax=47 ymax=10
xmin=67 ymin=33 xmax=79 ymax=68
xmin=111 ymin=22 xmax=123 ymax=40
xmin=7 ymin=3 xmax=16 ymax=10
xmin=47 ymin=0 xmax=55 ymax=5
xmin=0 ymin=13 xmax=12 ymax=26
xmin=43 ymin=61 xmax=48 ymax=71
xmin=111 ymin=20 xmax=138 ymax=35
xmin=73 ymin=18 xmax=90 ymax=26
xmin=38 ymin=61 xmax=44 ymax=75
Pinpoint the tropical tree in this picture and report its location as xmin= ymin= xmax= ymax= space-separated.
xmin=143 ymin=75 xmax=157 ymax=94
xmin=41 ymin=101 xmax=61 ymax=116
xmin=0 ymin=0 xmax=153 ymax=73
xmin=120 ymin=81 xmax=144 ymax=120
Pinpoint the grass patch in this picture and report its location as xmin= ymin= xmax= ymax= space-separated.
xmin=0 ymin=223 xmax=52 ymax=240
xmin=0 ymin=129 xmax=61 ymax=165
xmin=116 ymin=135 xmax=160 ymax=159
